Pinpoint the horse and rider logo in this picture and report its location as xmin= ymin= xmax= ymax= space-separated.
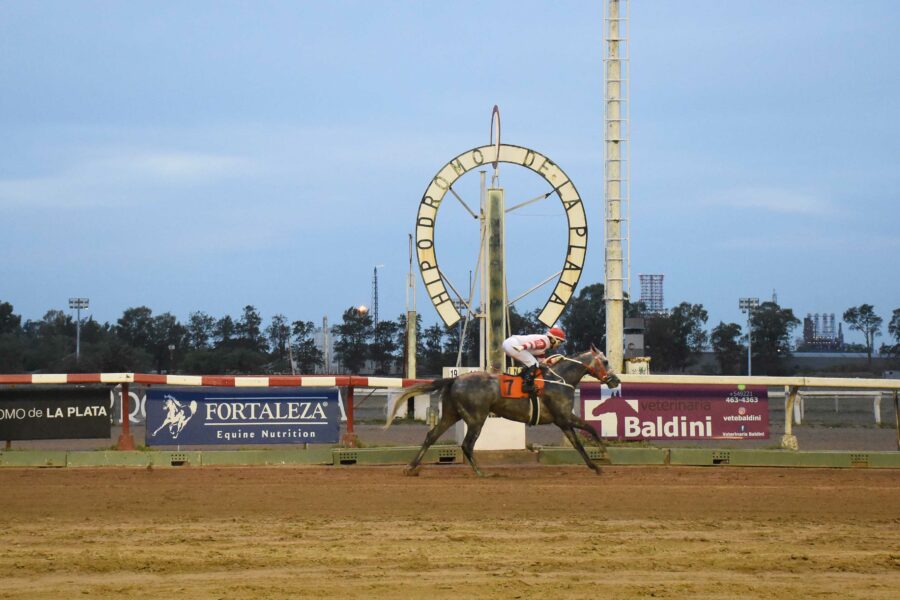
xmin=151 ymin=394 xmax=198 ymax=440
xmin=584 ymin=388 xmax=637 ymax=438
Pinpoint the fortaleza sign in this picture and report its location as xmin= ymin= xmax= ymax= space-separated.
xmin=581 ymin=383 xmax=769 ymax=441
xmin=146 ymin=387 xmax=340 ymax=446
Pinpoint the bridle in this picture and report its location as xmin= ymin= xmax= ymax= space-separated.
xmin=543 ymin=353 xmax=613 ymax=389
xmin=585 ymin=354 xmax=611 ymax=382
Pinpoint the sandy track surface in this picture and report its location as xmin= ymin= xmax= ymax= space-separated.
xmin=1 ymin=465 xmax=898 ymax=599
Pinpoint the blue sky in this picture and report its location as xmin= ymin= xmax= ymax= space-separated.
xmin=1 ymin=1 xmax=898 ymax=346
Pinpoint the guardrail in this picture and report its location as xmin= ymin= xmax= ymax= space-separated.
xmin=0 ymin=374 xmax=428 ymax=449
xmin=614 ymin=374 xmax=900 ymax=450
xmin=2 ymin=372 xmax=899 ymax=451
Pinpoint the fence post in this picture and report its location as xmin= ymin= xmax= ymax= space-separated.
xmin=894 ymin=391 xmax=899 ymax=451
xmin=116 ymin=382 xmax=136 ymax=450
xmin=341 ymin=385 xmax=358 ymax=447
xmin=781 ymin=385 xmax=799 ymax=450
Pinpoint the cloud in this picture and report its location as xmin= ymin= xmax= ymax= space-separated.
xmin=0 ymin=150 xmax=258 ymax=208
xmin=704 ymin=186 xmax=837 ymax=215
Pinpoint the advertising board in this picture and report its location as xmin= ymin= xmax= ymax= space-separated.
xmin=0 ymin=387 xmax=111 ymax=440
xmin=146 ymin=387 xmax=340 ymax=446
xmin=581 ymin=382 xmax=769 ymax=441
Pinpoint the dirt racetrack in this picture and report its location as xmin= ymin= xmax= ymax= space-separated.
xmin=1 ymin=465 xmax=898 ymax=599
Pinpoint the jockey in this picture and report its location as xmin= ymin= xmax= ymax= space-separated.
xmin=502 ymin=327 xmax=566 ymax=391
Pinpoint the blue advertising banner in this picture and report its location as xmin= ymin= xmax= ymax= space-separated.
xmin=146 ymin=387 xmax=340 ymax=446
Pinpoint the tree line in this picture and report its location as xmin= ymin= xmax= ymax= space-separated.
xmin=0 ymin=286 xmax=897 ymax=376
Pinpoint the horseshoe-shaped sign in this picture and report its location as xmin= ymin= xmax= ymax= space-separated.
xmin=415 ymin=143 xmax=587 ymax=328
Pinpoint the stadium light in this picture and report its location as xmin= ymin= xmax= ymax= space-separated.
xmin=739 ymin=297 xmax=760 ymax=376
xmin=68 ymin=298 xmax=90 ymax=363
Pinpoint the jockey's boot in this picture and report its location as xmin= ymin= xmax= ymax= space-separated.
xmin=521 ymin=365 xmax=538 ymax=393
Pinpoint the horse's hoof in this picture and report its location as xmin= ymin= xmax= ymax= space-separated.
xmin=403 ymin=466 xmax=421 ymax=477
xmin=593 ymin=467 xmax=603 ymax=476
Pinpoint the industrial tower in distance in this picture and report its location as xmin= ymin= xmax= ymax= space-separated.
xmin=639 ymin=274 xmax=665 ymax=315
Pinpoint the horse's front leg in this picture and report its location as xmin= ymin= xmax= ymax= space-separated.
xmin=567 ymin=414 xmax=610 ymax=460
xmin=560 ymin=426 xmax=602 ymax=475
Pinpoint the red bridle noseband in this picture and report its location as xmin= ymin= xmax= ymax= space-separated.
xmin=586 ymin=355 xmax=610 ymax=382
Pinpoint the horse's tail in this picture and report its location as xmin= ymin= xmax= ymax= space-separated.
xmin=384 ymin=379 xmax=453 ymax=430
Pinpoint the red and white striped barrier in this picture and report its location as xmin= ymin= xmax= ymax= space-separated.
xmin=0 ymin=373 xmax=430 ymax=388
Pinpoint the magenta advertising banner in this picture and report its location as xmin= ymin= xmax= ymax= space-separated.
xmin=581 ymin=383 xmax=769 ymax=441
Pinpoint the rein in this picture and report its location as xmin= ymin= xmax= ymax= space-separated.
xmin=544 ymin=355 xmax=609 ymax=388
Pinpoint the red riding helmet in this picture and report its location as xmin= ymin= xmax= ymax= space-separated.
xmin=547 ymin=327 xmax=566 ymax=342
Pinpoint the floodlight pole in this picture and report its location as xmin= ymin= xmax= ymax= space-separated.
xmin=739 ymin=297 xmax=759 ymax=376
xmin=68 ymin=297 xmax=89 ymax=363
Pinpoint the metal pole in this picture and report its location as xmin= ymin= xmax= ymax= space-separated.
xmin=406 ymin=234 xmax=417 ymax=379
xmin=75 ymin=306 xmax=82 ymax=362
xmin=116 ymin=383 xmax=136 ymax=450
xmin=479 ymin=170 xmax=487 ymax=371
xmin=747 ymin=311 xmax=752 ymax=376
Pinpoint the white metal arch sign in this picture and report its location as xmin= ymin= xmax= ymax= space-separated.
xmin=416 ymin=143 xmax=587 ymax=328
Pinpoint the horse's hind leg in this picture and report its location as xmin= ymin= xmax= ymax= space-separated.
xmin=460 ymin=420 xmax=489 ymax=477
xmin=404 ymin=404 xmax=460 ymax=476
xmin=561 ymin=426 xmax=602 ymax=475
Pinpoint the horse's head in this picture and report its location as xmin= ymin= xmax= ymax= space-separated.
xmin=585 ymin=344 xmax=620 ymax=388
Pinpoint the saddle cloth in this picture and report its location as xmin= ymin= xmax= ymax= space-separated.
xmin=499 ymin=372 xmax=544 ymax=399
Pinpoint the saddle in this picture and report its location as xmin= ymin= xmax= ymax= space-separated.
xmin=500 ymin=371 xmax=545 ymax=426
xmin=499 ymin=371 xmax=544 ymax=399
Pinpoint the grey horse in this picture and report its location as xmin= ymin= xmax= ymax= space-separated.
xmin=385 ymin=346 xmax=620 ymax=477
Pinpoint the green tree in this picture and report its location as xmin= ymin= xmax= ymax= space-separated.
xmin=0 ymin=301 xmax=24 ymax=372
xmin=267 ymin=314 xmax=291 ymax=362
xmin=149 ymin=313 xmax=185 ymax=373
xmin=0 ymin=301 xmax=21 ymax=335
xmin=236 ymin=305 xmax=266 ymax=352
xmin=116 ymin=307 xmax=154 ymax=351
xmin=292 ymin=320 xmax=324 ymax=373
xmin=214 ymin=315 xmax=235 ymax=346
xmin=333 ymin=306 xmax=372 ymax=373
xmin=185 ymin=311 xmax=216 ymax=350
xmin=644 ymin=302 xmax=708 ymax=372
xmin=370 ymin=319 xmax=401 ymax=375
xmin=420 ymin=324 xmax=446 ymax=377
xmin=443 ymin=316 xmax=479 ymax=367
xmin=750 ymin=302 xmax=800 ymax=375
xmin=883 ymin=308 xmax=900 ymax=357
xmin=843 ymin=304 xmax=883 ymax=369
xmin=507 ymin=306 xmax=542 ymax=337
xmin=19 ymin=310 xmax=77 ymax=371
xmin=889 ymin=308 xmax=900 ymax=343
xmin=710 ymin=322 xmax=744 ymax=375
xmin=560 ymin=283 xmax=606 ymax=353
